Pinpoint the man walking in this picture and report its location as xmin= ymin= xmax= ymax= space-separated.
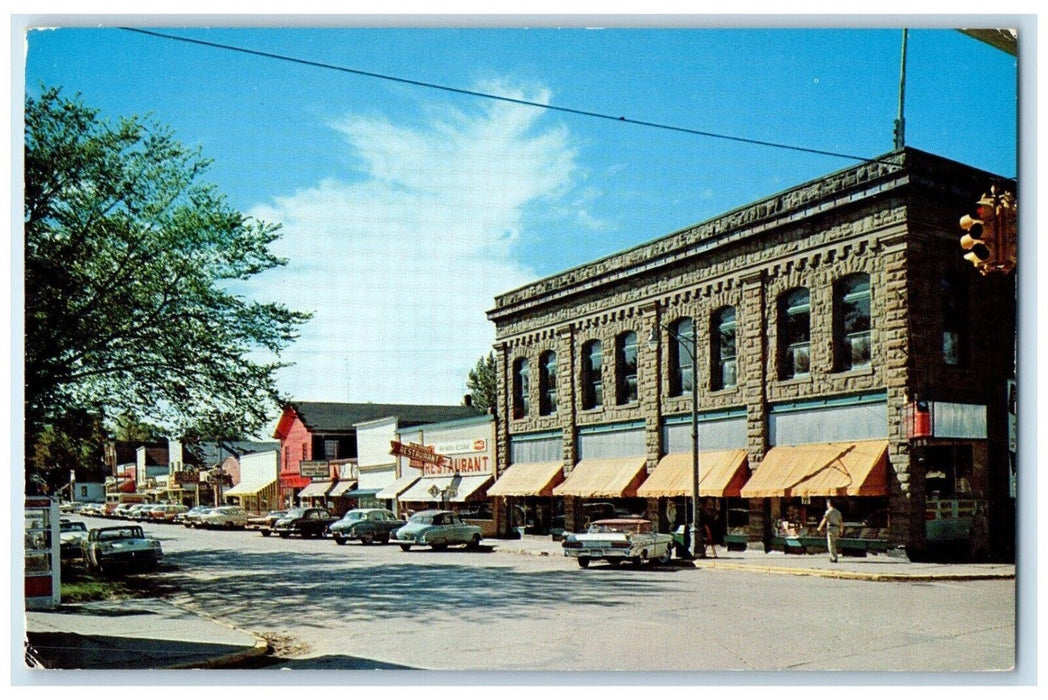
xmin=818 ymin=498 xmax=843 ymax=562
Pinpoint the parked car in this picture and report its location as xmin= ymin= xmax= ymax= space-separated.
xmin=182 ymin=506 xmax=214 ymax=528
xmin=196 ymin=506 xmax=249 ymax=530
xmin=392 ymin=509 xmax=483 ymax=551
xmin=272 ymin=507 xmax=337 ymax=538
xmin=82 ymin=525 xmax=163 ymax=574
xmin=149 ymin=504 xmax=189 ymax=523
xmin=561 ymin=518 xmax=674 ymax=569
xmin=248 ymin=510 xmax=287 ymax=537
xmin=128 ymin=504 xmax=155 ymax=521
xmin=59 ymin=520 xmax=88 ymax=560
xmin=112 ymin=502 xmax=138 ymax=519
xmin=329 ymin=508 xmax=406 ymax=545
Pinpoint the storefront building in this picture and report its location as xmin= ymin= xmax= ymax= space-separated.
xmin=488 ymin=148 xmax=1016 ymax=560
xmin=395 ymin=414 xmax=501 ymax=536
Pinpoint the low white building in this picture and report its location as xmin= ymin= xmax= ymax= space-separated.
xmin=224 ymin=450 xmax=280 ymax=514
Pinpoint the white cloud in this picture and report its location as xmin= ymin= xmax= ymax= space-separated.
xmin=244 ymin=82 xmax=578 ymax=405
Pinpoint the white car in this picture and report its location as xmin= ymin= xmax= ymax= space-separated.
xmin=562 ymin=518 xmax=674 ymax=568
xmin=196 ymin=506 xmax=249 ymax=530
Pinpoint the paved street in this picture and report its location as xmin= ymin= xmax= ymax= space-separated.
xmin=81 ymin=516 xmax=1016 ymax=673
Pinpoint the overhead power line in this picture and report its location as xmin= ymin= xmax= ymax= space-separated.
xmin=121 ymin=27 xmax=898 ymax=167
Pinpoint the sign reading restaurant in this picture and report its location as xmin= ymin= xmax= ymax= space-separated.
xmin=390 ymin=440 xmax=490 ymax=476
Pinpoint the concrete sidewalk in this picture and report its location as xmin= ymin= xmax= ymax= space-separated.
xmin=23 ymin=535 xmax=1015 ymax=672
xmin=24 ymin=598 xmax=267 ymax=670
xmin=488 ymin=534 xmax=1018 ymax=582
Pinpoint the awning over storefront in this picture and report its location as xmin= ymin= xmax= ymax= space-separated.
xmin=740 ymin=440 xmax=889 ymax=498
xmin=327 ymin=480 xmax=358 ymax=498
xmin=487 ymin=461 xmax=565 ymax=497
xmin=398 ymin=474 xmax=493 ymax=503
xmin=342 ymin=488 xmax=380 ymax=499
xmin=298 ymin=480 xmax=334 ymax=498
xmin=375 ymin=474 xmax=420 ymax=500
xmin=552 ymin=457 xmax=648 ymax=498
xmin=637 ymin=449 xmax=749 ymax=498
xmin=225 ymin=476 xmax=277 ymax=497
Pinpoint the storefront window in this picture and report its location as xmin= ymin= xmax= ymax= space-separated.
xmin=616 ymin=331 xmax=638 ymax=405
xmin=581 ymin=340 xmax=603 ymax=409
xmin=711 ymin=306 xmax=737 ymax=390
xmin=540 ymin=350 xmax=558 ymax=415
xmin=834 ymin=274 xmax=871 ymax=371
xmin=669 ymin=317 xmax=694 ymax=396
xmin=778 ymin=288 xmax=811 ymax=379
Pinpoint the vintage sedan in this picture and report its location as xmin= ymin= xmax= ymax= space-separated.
xmin=181 ymin=506 xmax=214 ymax=528
xmin=82 ymin=525 xmax=163 ymax=574
xmin=59 ymin=520 xmax=88 ymax=560
xmin=196 ymin=505 xmax=249 ymax=530
xmin=392 ymin=509 xmax=483 ymax=551
xmin=272 ymin=507 xmax=338 ymax=538
xmin=561 ymin=518 xmax=674 ymax=568
xmin=248 ymin=510 xmax=287 ymax=537
xmin=329 ymin=508 xmax=406 ymax=545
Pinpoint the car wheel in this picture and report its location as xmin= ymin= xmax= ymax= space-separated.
xmin=466 ymin=534 xmax=481 ymax=550
xmin=658 ymin=546 xmax=673 ymax=565
xmin=400 ymin=543 xmax=412 ymax=552
xmin=360 ymin=533 xmax=374 ymax=545
xmin=630 ymin=556 xmax=642 ymax=568
xmin=577 ymin=557 xmax=591 ymax=568
xmin=261 ymin=530 xmax=271 ymax=537
xmin=225 ymin=522 xmax=234 ymax=529
xmin=333 ymin=535 xmax=346 ymax=545
xmin=278 ymin=532 xmax=289 ymax=539
xmin=431 ymin=543 xmax=448 ymax=551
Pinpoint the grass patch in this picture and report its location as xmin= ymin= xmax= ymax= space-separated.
xmin=59 ymin=563 xmax=180 ymax=603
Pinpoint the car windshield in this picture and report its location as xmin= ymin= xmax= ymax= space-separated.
xmin=61 ymin=522 xmax=87 ymax=532
xmin=343 ymin=511 xmax=365 ymax=521
xmin=412 ymin=514 xmax=434 ymax=524
xmin=285 ymin=508 xmax=308 ymax=518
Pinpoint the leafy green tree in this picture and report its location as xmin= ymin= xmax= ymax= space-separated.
xmin=466 ymin=352 xmax=498 ymax=413
xmin=24 ymin=87 xmax=310 ymax=460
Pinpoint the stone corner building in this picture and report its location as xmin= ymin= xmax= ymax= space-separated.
xmin=486 ymin=148 xmax=1016 ymax=561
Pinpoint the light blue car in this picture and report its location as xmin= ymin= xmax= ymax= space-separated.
xmin=392 ymin=509 xmax=483 ymax=551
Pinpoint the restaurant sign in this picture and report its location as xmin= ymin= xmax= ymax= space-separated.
xmin=390 ymin=441 xmax=450 ymax=467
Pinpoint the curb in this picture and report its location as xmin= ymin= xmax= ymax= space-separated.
xmin=168 ymin=638 xmax=269 ymax=670
xmin=695 ymin=560 xmax=1016 ymax=582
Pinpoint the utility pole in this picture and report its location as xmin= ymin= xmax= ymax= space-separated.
xmin=894 ymin=29 xmax=909 ymax=150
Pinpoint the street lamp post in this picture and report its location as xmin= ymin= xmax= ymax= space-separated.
xmin=648 ymin=322 xmax=705 ymax=559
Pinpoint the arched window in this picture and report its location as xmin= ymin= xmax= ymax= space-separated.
xmin=711 ymin=306 xmax=737 ymax=390
xmin=669 ymin=318 xmax=694 ymax=396
xmin=834 ymin=274 xmax=871 ymax=371
xmin=616 ymin=331 xmax=639 ymax=405
xmin=779 ymin=288 xmax=811 ymax=379
xmin=539 ymin=350 xmax=558 ymax=415
xmin=512 ymin=358 xmax=530 ymax=419
xmin=581 ymin=340 xmax=603 ymax=410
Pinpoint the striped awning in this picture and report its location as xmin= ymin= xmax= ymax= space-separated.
xmin=740 ymin=440 xmax=889 ymax=498
xmin=487 ymin=461 xmax=565 ymax=497
xmin=375 ymin=474 xmax=421 ymax=500
xmin=552 ymin=457 xmax=648 ymax=498
xmin=297 ymin=480 xmax=334 ymax=498
xmin=637 ymin=449 xmax=749 ymax=498
xmin=327 ymin=480 xmax=358 ymax=498
xmin=226 ymin=476 xmax=277 ymax=497
xmin=398 ymin=474 xmax=492 ymax=503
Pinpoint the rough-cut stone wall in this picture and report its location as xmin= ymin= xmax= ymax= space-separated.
xmin=489 ymin=149 xmax=1017 ymax=554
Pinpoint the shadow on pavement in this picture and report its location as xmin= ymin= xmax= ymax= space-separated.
xmin=27 ymin=632 xmax=247 ymax=670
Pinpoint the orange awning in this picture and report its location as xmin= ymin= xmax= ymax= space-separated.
xmin=552 ymin=457 xmax=648 ymax=498
xmin=637 ymin=449 xmax=749 ymax=498
xmin=488 ymin=461 xmax=565 ymax=497
xmin=740 ymin=440 xmax=889 ymax=498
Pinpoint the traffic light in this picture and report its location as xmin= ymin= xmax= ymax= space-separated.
xmin=959 ymin=195 xmax=996 ymax=272
xmin=995 ymin=190 xmax=1017 ymax=274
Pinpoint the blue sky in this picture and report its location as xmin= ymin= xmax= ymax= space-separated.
xmin=21 ymin=23 xmax=1019 ymax=411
